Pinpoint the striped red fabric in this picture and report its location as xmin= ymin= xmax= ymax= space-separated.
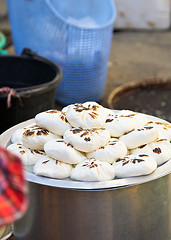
xmin=0 ymin=146 xmax=28 ymax=227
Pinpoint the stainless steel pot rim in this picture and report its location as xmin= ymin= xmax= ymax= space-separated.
xmin=0 ymin=112 xmax=171 ymax=190
xmin=24 ymin=160 xmax=171 ymax=190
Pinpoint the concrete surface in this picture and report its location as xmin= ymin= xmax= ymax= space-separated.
xmin=3 ymin=31 xmax=171 ymax=110
xmin=102 ymin=30 xmax=171 ymax=107
xmin=0 ymin=0 xmax=9 ymax=29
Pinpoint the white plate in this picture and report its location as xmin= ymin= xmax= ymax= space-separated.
xmin=0 ymin=112 xmax=171 ymax=190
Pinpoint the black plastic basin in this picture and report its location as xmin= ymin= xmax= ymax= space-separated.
xmin=0 ymin=48 xmax=62 ymax=134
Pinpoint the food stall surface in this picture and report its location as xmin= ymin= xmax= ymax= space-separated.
xmin=1 ymin=1 xmax=171 ymax=238
xmin=2 ymin=29 xmax=171 ymax=240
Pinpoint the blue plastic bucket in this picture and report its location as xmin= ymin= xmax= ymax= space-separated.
xmin=7 ymin=0 xmax=116 ymax=104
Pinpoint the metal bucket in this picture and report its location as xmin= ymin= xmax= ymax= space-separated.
xmin=0 ymin=116 xmax=171 ymax=240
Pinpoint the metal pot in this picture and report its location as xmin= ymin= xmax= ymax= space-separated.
xmin=10 ymin=175 xmax=171 ymax=240
xmin=0 ymin=116 xmax=171 ymax=240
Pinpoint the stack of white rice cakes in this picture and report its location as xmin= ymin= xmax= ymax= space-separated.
xmin=7 ymin=102 xmax=171 ymax=182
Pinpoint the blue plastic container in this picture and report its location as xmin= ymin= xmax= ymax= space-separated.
xmin=7 ymin=0 xmax=116 ymax=105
